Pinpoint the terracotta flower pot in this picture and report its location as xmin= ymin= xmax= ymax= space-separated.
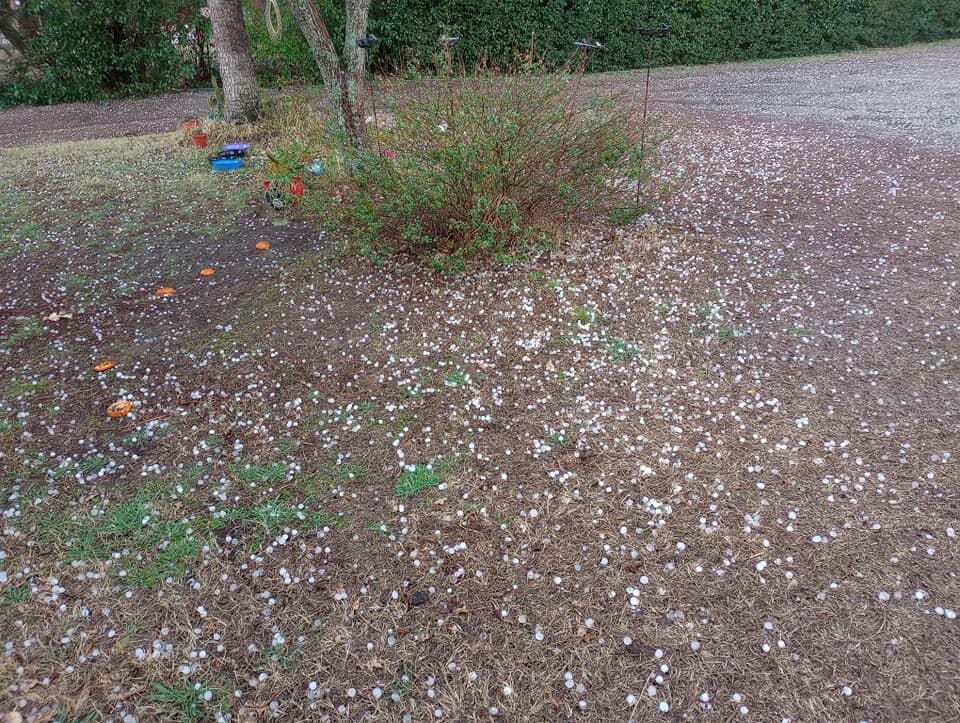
xmin=180 ymin=117 xmax=200 ymax=131
xmin=191 ymin=132 xmax=209 ymax=149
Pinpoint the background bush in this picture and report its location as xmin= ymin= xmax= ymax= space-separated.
xmin=299 ymin=62 xmax=658 ymax=270
xmin=0 ymin=0 xmax=209 ymax=106
xmin=363 ymin=0 xmax=960 ymax=74
xmin=2 ymin=0 xmax=958 ymax=106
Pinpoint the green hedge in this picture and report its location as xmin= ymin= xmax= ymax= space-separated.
xmin=363 ymin=0 xmax=960 ymax=72
xmin=3 ymin=0 xmax=958 ymax=106
xmin=243 ymin=0 xmax=960 ymax=78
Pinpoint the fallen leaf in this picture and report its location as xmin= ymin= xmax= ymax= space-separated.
xmin=357 ymin=656 xmax=386 ymax=672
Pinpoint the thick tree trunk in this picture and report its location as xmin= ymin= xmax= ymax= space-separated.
xmin=340 ymin=0 xmax=371 ymax=138
xmin=0 ymin=2 xmax=40 ymax=56
xmin=208 ymin=0 xmax=261 ymax=123
xmin=285 ymin=0 xmax=371 ymax=145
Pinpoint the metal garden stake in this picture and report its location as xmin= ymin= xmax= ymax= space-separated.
xmin=358 ymin=34 xmax=383 ymax=158
xmin=635 ymin=23 xmax=669 ymax=208
xmin=437 ymin=34 xmax=460 ymax=76
xmin=572 ymin=40 xmax=604 ymax=103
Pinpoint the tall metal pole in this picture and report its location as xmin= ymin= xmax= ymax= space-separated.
xmin=358 ymin=35 xmax=382 ymax=158
xmin=636 ymin=41 xmax=653 ymax=208
xmin=572 ymin=40 xmax=603 ymax=104
xmin=634 ymin=24 xmax=669 ymax=209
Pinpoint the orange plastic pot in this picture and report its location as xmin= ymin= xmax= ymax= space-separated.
xmin=107 ymin=400 xmax=133 ymax=418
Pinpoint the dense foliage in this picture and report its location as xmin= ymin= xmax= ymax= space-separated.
xmin=364 ymin=0 xmax=960 ymax=73
xmin=1 ymin=0 xmax=958 ymax=105
xmin=292 ymin=63 xmax=658 ymax=270
xmin=0 ymin=0 xmax=210 ymax=106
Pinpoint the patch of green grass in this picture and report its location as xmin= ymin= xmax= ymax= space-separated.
xmin=124 ymin=423 xmax=175 ymax=450
xmin=572 ymin=305 xmax=609 ymax=327
xmin=366 ymin=521 xmax=393 ymax=536
xmin=216 ymin=499 xmax=337 ymax=550
xmin=716 ymin=327 xmax=744 ymax=341
xmin=333 ymin=462 xmax=368 ymax=484
xmin=250 ymin=499 xmax=303 ymax=531
xmin=368 ymin=313 xmax=386 ymax=335
xmin=394 ymin=462 xmax=449 ymax=498
xmin=444 ymin=368 xmax=470 ymax=387
xmin=2 ymin=220 xmax=45 ymax=260
xmin=655 ymin=298 xmax=677 ymax=313
xmin=388 ymin=662 xmax=417 ymax=701
xmin=232 ymin=462 xmax=288 ymax=484
xmin=548 ymin=433 xmax=571 ymax=447
xmin=274 ymin=436 xmax=301 ymax=455
xmin=0 ymin=419 xmax=15 ymax=434
xmin=2 ymin=317 xmax=47 ymax=349
xmin=203 ymin=433 xmax=226 ymax=448
xmin=149 ymin=681 xmax=226 ymax=722
xmin=61 ymin=273 xmax=86 ymax=291
xmin=9 ymin=220 xmax=41 ymax=240
xmin=259 ymin=637 xmax=300 ymax=671
xmin=30 ymin=482 xmax=205 ymax=587
xmin=1 ymin=582 xmax=29 ymax=608
xmin=606 ymin=337 xmax=643 ymax=361
xmin=131 ymin=522 xmax=202 ymax=587
xmin=788 ymin=325 xmax=812 ymax=337
xmin=5 ymin=378 xmax=50 ymax=396
xmin=116 ymin=623 xmax=141 ymax=649
xmin=696 ymin=302 xmax=725 ymax=321
xmin=78 ymin=454 xmax=110 ymax=475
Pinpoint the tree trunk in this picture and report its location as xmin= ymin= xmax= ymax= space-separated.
xmin=340 ymin=0 xmax=371 ymax=140
xmin=208 ymin=0 xmax=261 ymax=123
xmin=0 ymin=2 xmax=40 ymax=56
xmin=285 ymin=0 xmax=371 ymax=145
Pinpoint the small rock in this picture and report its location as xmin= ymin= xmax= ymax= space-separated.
xmin=410 ymin=590 xmax=430 ymax=606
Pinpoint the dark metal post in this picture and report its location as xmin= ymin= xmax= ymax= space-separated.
xmin=358 ymin=34 xmax=382 ymax=158
xmin=635 ymin=24 xmax=669 ymax=208
xmin=572 ymin=40 xmax=604 ymax=103
xmin=437 ymin=35 xmax=460 ymax=77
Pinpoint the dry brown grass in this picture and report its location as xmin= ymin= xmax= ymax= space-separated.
xmin=2 ymin=68 xmax=960 ymax=723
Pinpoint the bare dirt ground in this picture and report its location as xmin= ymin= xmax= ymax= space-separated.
xmin=0 ymin=42 xmax=958 ymax=722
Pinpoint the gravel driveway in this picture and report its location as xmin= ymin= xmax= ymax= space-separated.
xmin=1 ymin=40 xmax=958 ymax=149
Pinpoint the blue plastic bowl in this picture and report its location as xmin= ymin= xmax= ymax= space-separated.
xmin=210 ymin=156 xmax=243 ymax=171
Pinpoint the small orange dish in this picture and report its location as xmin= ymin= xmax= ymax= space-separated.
xmin=107 ymin=400 xmax=133 ymax=418
xmin=155 ymin=286 xmax=176 ymax=297
xmin=94 ymin=360 xmax=116 ymax=373
xmin=199 ymin=267 xmax=216 ymax=278
xmin=255 ymin=241 xmax=271 ymax=251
